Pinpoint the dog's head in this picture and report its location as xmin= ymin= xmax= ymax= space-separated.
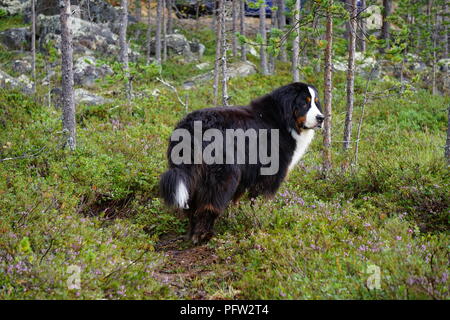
xmin=271 ymin=82 xmax=324 ymax=133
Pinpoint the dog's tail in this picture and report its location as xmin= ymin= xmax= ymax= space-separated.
xmin=159 ymin=168 xmax=191 ymax=209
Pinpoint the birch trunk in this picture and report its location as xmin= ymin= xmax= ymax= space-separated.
xmin=232 ymin=0 xmax=238 ymax=58
xmin=119 ymin=0 xmax=131 ymax=100
xmin=323 ymin=1 xmax=333 ymax=172
xmin=167 ymin=0 xmax=173 ymax=34
xmin=343 ymin=0 xmax=356 ymax=151
xmin=146 ymin=0 xmax=152 ymax=64
xmin=446 ymin=106 xmax=450 ymax=163
xmin=162 ymin=0 xmax=167 ymax=62
xmin=213 ymin=0 xmax=223 ymax=106
xmin=292 ymin=0 xmax=301 ymax=82
xmin=259 ymin=2 xmax=269 ymax=75
xmin=60 ymin=0 xmax=76 ymax=150
xmin=155 ymin=0 xmax=162 ymax=64
xmin=240 ymin=0 xmax=247 ymax=61
xmin=31 ymin=0 xmax=36 ymax=94
xmin=221 ymin=3 xmax=229 ymax=106
xmin=277 ymin=0 xmax=287 ymax=62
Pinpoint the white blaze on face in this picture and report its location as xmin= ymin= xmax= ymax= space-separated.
xmin=304 ymin=86 xmax=323 ymax=129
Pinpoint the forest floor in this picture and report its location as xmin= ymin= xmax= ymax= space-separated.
xmin=0 ymin=15 xmax=449 ymax=299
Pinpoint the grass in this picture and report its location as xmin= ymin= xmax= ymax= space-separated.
xmin=0 ymin=15 xmax=448 ymax=300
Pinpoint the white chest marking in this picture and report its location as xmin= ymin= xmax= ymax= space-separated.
xmin=288 ymin=129 xmax=315 ymax=172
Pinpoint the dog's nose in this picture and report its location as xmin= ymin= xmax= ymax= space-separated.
xmin=316 ymin=115 xmax=325 ymax=123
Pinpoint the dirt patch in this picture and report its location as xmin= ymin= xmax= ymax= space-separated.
xmin=153 ymin=234 xmax=220 ymax=299
xmin=78 ymin=194 xmax=134 ymax=220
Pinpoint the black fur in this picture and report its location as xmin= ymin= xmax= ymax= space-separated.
xmin=159 ymin=82 xmax=322 ymax=244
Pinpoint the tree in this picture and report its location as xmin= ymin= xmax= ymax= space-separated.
xmin=277 ymin=0 xmax=287 ymax=62
xmin=240 ymin=0 xmax=247 ymax=61
xmin=259 ymin=0 xmax=269 ymax=75
xmin=162 ymin=0 xmax=168 ymax=62
xmin=323 ymin=0 xmax=334 ymax=172
xmin=446 ymin=106 xmax=450 ymax=163
xmin=135 ymin=0 xmax=142 ymax=21
xmin=343 ymin=0 xmax=356 ymax=151
xmin=119 ymin=0 xmax=131 ymax=100
xmin=31 ymin=0 xmax=36 ymax=94
xmin=155 ymin=0 xmax=163 ymax=64
xmin=60 ymin=0 xmax=76 ymax=150
xmin=358 ymin=0 xmax=366 ymax=52
xmin=146 ymin=0 xmax=152 ymax=64
xmin=292 ymin=0 xmax=301 ymax=82
xmin=167 ymin=0 xmax=173 ymax=34
xmin=220 ymin=1 xmax=229 ymax=106
xmin=232 ymin=0 xmax=239 ymax=58
xmin=381 ymin=0 xmax=392 ymax=49
xmin=213 ymin=0 xmax=224 ymax=106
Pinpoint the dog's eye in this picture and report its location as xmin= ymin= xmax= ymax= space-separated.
xmin=306 ymin=97 xmax=311 ymax=103
xmin=315 ymin=98 xmax=318 ymax=103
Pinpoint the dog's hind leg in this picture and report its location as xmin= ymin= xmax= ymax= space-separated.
xmin=189 ymin=169 xmax=240 ymax=244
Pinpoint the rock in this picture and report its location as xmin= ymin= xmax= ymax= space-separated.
xmin=150 ymin=34 xmax=204 ymax=61
xmin=37 ymin=15 xmax=140 ymax=59
xmin=0 ymin=69 xmax=33 ymax=93
xmin=332 ymin=60 xmax=347 ymax=72
xmin=183 ymin=61 xmax=257 ymax=89
xmin=74 ymin=88 xmax=111 ymax=106
xmin=11 ymin=58 xmax=32 ymax=74
xmin=73 ymin=56 xmax=113 ymax=88
xmin=0 ymin=0 xmax=29 ymax=15
xmin=0 ymin=27 xmax=31 ymax=51
xmin=195 ymin=62 xmax=210 ymax=70
xmin=189 ymin=41 xmax=205 ymax=59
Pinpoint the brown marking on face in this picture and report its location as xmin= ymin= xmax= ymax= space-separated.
xmin=315 ymin=97 xmax=319 ymax=103
xmin=306 ymin=97 xmax=311 ymax=103
xmin=295 ymin=115 xmax=306 ymax=131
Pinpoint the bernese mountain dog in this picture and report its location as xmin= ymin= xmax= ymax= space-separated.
xmin=160 ymin=82 xmax=324 ymax=244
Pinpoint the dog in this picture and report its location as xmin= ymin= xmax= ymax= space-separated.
xmin=160 ymin=82 xmax=324 ymax=244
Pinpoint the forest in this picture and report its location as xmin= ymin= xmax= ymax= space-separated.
xmin=0 ymin=0 xmax=449 ymax=300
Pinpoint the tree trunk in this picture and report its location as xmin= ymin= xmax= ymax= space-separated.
xmin=292 ymin=0 xmax=301 ymax=82
xmin=167 ymin=0 xmax=173 ymax=34
xmin=343 ymin=0 xmax=356 ymax=151
xmin=135 ymin=0 xmax=142 ymax=21
xmin=240 ymin=0 xmax=247 ymax=61
xmin=232 ymin=0 xmax=238 ymax=58
xmin=162 ymin=0 xmax=167 ymax=62
xmin=446 ymin=106 xmax=450 ymax=163
xmin=381 ymin=0 xmax=392 ymax=49
xmin=259 ymin=2 xmax=269 ymax=75
xmin=119 ymin=0 xmax=131 ymax=100
xmin=277 ymin=0 xmax=287 ymax=62
xmin=268 ymin=6 xmax=277 ymax=74
xmin=213 ymin=0 xmax=223 ymax=106
xmin=60 ymin=0 xmax=76 ymax=150
xmin=146 ymin=0 xmax=152 ymax=64
xmin=31 ymin=0 xmax=36 ymax=94
xmin=155 ymin=0 xmax=162 ymax=64
xmin=323 ymin=1 xmax=333 ymax=172
xmin=358 ymin=0 xmax=366 ymax=52
xmin=221 ymin=2 xmax=229 ymax=106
